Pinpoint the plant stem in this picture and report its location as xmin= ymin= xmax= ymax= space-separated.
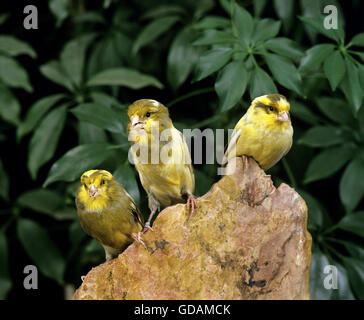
xmin=167 ymin=87 xmax=215 ymax=108
xmin=192 ymin=114 xmax=222 ymax=128
xmin=282 ymin=158 xmax=297 ymax=189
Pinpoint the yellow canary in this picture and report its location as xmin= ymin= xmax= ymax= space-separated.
xmin=75 ymin=169 xmax=144 ymax=260
xmin=223 ymin=94 xmax=293 ymax=170
xmin=127 ymin=99 xmax=196 ymax=238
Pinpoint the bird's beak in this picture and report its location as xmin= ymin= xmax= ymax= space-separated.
xmin=88 ymin=184 xmax=98 ymax=197
xmin=277 ymin=111 xmax=290 ymax=122
xmin=131 ymin=116 xmax=144 ymax=128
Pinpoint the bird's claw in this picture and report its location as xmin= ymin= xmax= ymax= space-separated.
xmin=187 ymin=194 xmax=197 ymax=215
xmin=132 ymin=232 xmax=147 ymax=249
xmin=143 ymin=225 xmax=153 ymax=233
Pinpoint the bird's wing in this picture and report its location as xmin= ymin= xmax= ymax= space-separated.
xmin=117 ymin=183 xmax=144 ymax=227
xmin=222 ymin=127 xmax=242 ymax=166
xmin=160 ymin=127 xmax=195 ymax=194
xmin=127 ymin=195 xmax=144 ymax=227
xmin=181 ymin=130 xmax=195 ymax=193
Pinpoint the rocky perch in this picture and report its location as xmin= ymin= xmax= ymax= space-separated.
xmin=73 ymin=157 xmax=312 ymax=300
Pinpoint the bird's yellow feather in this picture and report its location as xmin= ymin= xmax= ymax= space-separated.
xmin=127 ymin=99 xmax=195 ymax=214
xmin=75 ymin=169 xmax=143 ymax=260
xmin=224 ymin=94 xmax=293 ymax=170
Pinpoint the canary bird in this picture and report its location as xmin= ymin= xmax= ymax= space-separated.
xmin=223 ymin=94 xmax=293 ymax=171
xmin=127 ymin=99 xmax=196 ymax=239
xmin=75 ymin=169 xmax=144 ymax=260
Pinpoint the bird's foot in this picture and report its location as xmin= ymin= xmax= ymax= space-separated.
xmin=242 ymin=155 xmax=249 ymax=169
xmin=132 ymin=232 xmax=147 ymax=249
xmin=142 ymin=221 xmax=154 ymax=233
xmin=269 ymin=185 xmax=276 ymax=195
xmin=187 ymin=194 xmax=197 ymax=215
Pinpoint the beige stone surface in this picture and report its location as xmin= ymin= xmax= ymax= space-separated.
xmin=73 ymin=157 xmax=311 ymax=300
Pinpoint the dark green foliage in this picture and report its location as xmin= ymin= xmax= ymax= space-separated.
xmin=1 ymin=0 xmax=364 ymax=299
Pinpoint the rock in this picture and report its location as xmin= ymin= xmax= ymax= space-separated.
xmin=73 ymin=157 xmax=312 ymax=300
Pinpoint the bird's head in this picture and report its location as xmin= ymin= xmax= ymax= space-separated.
xmin=79 ymin=170 xmax=114 ymax=205
xmin=250 ymin=94 xmax=291 ymax=127
xmin=127 ymin=99 xmax=171 ymax=135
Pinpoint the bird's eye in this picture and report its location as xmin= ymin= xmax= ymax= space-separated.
xmin=146 ymin=112 xmax=151 ymax=118
xmin=100 ymin=179 xmax=105 ymax=186
xmin=269 ymin=106 xmax=274 ymax=112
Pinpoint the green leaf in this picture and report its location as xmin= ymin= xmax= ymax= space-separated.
xmin=0 ymin=55 xmax=32 ymax=92
xmin=265 ymin=37 xmax=304 ymax=59
xmin=194 ymin=48 xmax=232 ymax=82
xmin=17 ymin=218 xmax=65 ymax=284
xmin=43 ymin=143 xmax=114 ymax=186
xmin=78 ymin=121 xmax=108 ymax=144
xmin=132 ymin=16 xmax=180 ymax=54
xmin=17 ymin=189 xmax=64 ymax=215
xmin=193 ymin=16 xmax=230 ymax=30
xmin=0 ymin=231 xmax=12 ymax=299
xmin=337 ymin=211 xmax=364 ymax=237
xmin=219 ymin=0 xmax=232 ymax=15
xmin=28 ymin=105 xmax=67 ymax=180
xmin=90 ymin=91 xmax=124 ymax=109
xmin=0 ymin=13 xmax=9 ymax=26
xmin=252 ymin=18 xmax=281 ymax=43
xmin=232 ymin=3 xmax=253 ymax=45
xmin=167 ymin=27 xmax=199 ymax=90
xmin=339 ymin=156 xmax=364 ymax=211
xmin=351 ymin=51 xmax=364 ymax=63
xmin=141 ymin=5 xmax=186 ymax=20
xmin=299 ymin=15 xmax=344 ymax=43
xmin=316 ymin=97 xmax=353 ymax=126
xmin=0 ymin=159 xmax=9 ymax=201
xmin=193 ymin=30 xmax=236 ymax=46
xmin=0 ymin=35 xmax=36 ymax=58
xmin=299 ymin=190 xmax=324 ymax=228
xmin=298 ymin=126 xmax=348 ymax=147
xmin=310 ymin=249 xmax=354 ymax=300
xmin=193 ymin=0 xmax=214 ymax=20
xmin=330 ymin=263 xmax=355 ymax=300
xmin=17 ymin=94 xmax=66 ymax=140
xmin=0 ymin=85 xmax=20 ymax=125
xmin=359 ymin=64 xmax=364 ymax=91
xmin=73 ymin=12 xmax=106 ymax=24
xmin=249 ymin=67 xmax=277 ymax=100
xmin=299 ymin=44 xmax=335 ymax=72
xmin=49 ymin=0 xmax=69 ymax=27
xmin=304 ymin=145 xmax=355 ymax=184
xmin=309 ymin=249 xmax=331 ymax=299
xmin=342 ymin=257 xmax=364 ymax=299
xmin=71 ymin=103 xmax=123 ymax=133
xmin=342 ymin=241 xmax=364 ymax=261
xmin=69 ymin=220 xmax=85 ymax=249
xmin=289 ymin=100 xmax=322 ymax=125
xmin=253 ymin=0 xmax=267 ymax=17
xmin=350 ymin=32 xmax=364 ymax=47
xmin=113 ymin=164 xmax=140 ymax=206
xmin=340 ymin=58 xmax=364 ymax=115
xmin=86 ymin=68 xmax=163 ymax=89
xmin=273 ymin=0 xmax=293 ymax=33
xmin=264 ymin=53 xmax=302 ymax=95
xmin=323 ymin=51 xmax=346 ymax=91
xmin=60 ymin=34 xmax=96 ymax=87
xmin=40 ymin=60 xmax=74 ymax=91
xmin=215 ymin=60 xmax=248 ymax=112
